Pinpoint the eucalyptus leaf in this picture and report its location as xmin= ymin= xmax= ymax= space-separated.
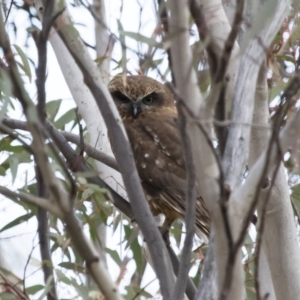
xmin=0 ymin=212 xmax=35 ymax=233
xmin=13 ymin=44 xmax=32 ymax=82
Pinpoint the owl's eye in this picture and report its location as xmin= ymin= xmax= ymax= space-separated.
xmin=142 ymin=96 xmax=154 ymax=105
xmin=118 ymin=94 xmax=130 ymax=103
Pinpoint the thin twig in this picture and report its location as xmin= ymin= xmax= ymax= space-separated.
xmin=1 ymin=117 xmax=119 ymax=171
xmin=178 ymin=102 xmax=233 ymax=251
xmin=22 ymin=232 xmax=38 ymax=296
xmin=4 ymin=0 xmax=14 ymax=24
xmin=166 ymin=244 xmax=197 ymax=300
xmin=254 ymin=158 xmax=281 ymax=300
xmin=0 ymin=123 xmax=33 ymax=154
xmin=189 ymin=0 xmax=218 ymax=74
xmin=171 ymin=101 xmax=197 ymax=300
xmin=0 ymin=186 xmax=63 ymax=217
xmin=36 ymin=166 xmax=58 ymax=300
xmin=157 ymin=0 xmax=176 ymax=84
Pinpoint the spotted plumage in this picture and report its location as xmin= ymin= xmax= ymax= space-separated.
xmin=109 ymin=75 xmax=210 ymax=237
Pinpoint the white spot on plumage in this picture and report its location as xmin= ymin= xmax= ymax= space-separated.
xmin=141 ymin=162 xmax=146 ymax=168
xmin=154 ymin=136 xmax=160 ymax=144
xmin=144 ymin=153 xmax=149 ymax=158
xmin=176 ymin=159 xmax=183 ymax=166
xmin=155 ymin=159 xmax=160 ymax=166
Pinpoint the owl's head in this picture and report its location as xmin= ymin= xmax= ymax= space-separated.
xmin=108 ymin=75 xmax=174 ymax=119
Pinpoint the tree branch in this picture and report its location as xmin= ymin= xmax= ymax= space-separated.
xmin=171 ymin=103 xmax=197 ymax=300
xmin=1 ymin=117 xmax=119 ymax=172
xmin=36 ymin=167 xmax=58 ymax=300
xmin=0 ymin=187 xmax=62 ymax=218
xmin=248 ymin=61 xmax=276 ymax=300
xmin=223 ymin=0 xmax=290 ymax=189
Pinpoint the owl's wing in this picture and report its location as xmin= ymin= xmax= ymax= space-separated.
xmin=125 ymin=110 xmax=210 ymax=234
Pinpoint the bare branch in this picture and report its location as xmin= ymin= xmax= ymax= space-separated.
xmin=249 ymin=61 xmax=276 ymax=300
xmin=195 ymin=231 xmax=217 ymax=300
xmin=0 ymin=123 xmax=33 ymax=154
xmin=93 ymin=0 xmax=114 ymax=85
xmin=157 ymin=0 xmax=176 ymax=84
xmin=62 ymin=131 xmax=119 ymax=171
xmin=36 ymin=167 xmax=58 ymax=300
xmin=223 ymin=0 xmax=290 ymax=189
xmin=0 ymin=186 xmax=63 ymax=218
xmin=166 ymin=244 xmax=197 ymax=300
xmin=171 ymin=103 xmax=197 ymax=300
xmin=1 ymin=117 xmax=119 ymax=172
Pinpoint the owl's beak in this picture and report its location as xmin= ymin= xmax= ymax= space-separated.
xmin=132 ymin=103 xmax=142 ymax=118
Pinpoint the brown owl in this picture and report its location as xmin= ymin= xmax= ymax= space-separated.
xmin=109 ymin=75 xmax=210 ymax=237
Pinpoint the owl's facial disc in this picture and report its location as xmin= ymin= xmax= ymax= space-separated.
xmin=131 ymin=94 xmax=155 ymax=118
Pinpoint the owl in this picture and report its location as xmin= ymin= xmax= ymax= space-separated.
xmin=109 ymin=75 xmax=210 ymax=237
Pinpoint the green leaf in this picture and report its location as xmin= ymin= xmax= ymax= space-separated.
xmin=0 ymin=267 xmax=21 ymax=281
xmin=0 ymin=69 xmax=13 ymax=99
xmin=0 ymin=91 xmax=10 ymax=119
xmin=38 ymin=276 xmax=55 ymax=300
xmin=113 ymin=212 xmax=122 ymax=233
xmin=8 ymin=155 xmax=19 ymax=183
xmin=0 ymin=293 xmax=18 ymax=300
xmin=131 ymin=235 xmax=143 ymax=274
xmin=46 ymin=99 xmax=62 ymax=122
xmin=269 ymin=80 xmax=289 ymax=102
xmin=56 ymin=269 xmax=72 ymax=285
xmin=0 ymin=165 xmax=6 ymax=176
xmin=117 ymin=20 xmax=127 ymax=71
xmin=56 ymin=270 xmax=89 ymax=298
xmin=124 ymin=225 xmax=139 ymax=250
xmin=291 ymin=184 xmax=300 ymax=214
xmin=13 ymin=44 xmax=32 ymax=82
xmin=119 ymin=31 xmax=161 ymax=48
xmin=0 ymin=212 xmax=35 ymax=233
xmin=58 ymin=262 xmax=86 ymax=273
xmin=26 ymin=284 xmax=44 ymax=295
xmin=82 ymin=187 xmax=94 ymax=201
xmin=54 ymin=109 xmax=76 ymax=130
xmin=105 ymin=248 xmax=122 ymax=266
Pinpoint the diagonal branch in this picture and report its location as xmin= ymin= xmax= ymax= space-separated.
xmin=0 ymin=186 xmax=62 ymax=218
xmin=36 ymin=167 xmax=58 ymax=300
xmin=171 ymin=103 xmax=197 ymax=300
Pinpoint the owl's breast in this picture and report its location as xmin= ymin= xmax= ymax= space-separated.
xmin=123 ymin=113 xmax=186 ymax=184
